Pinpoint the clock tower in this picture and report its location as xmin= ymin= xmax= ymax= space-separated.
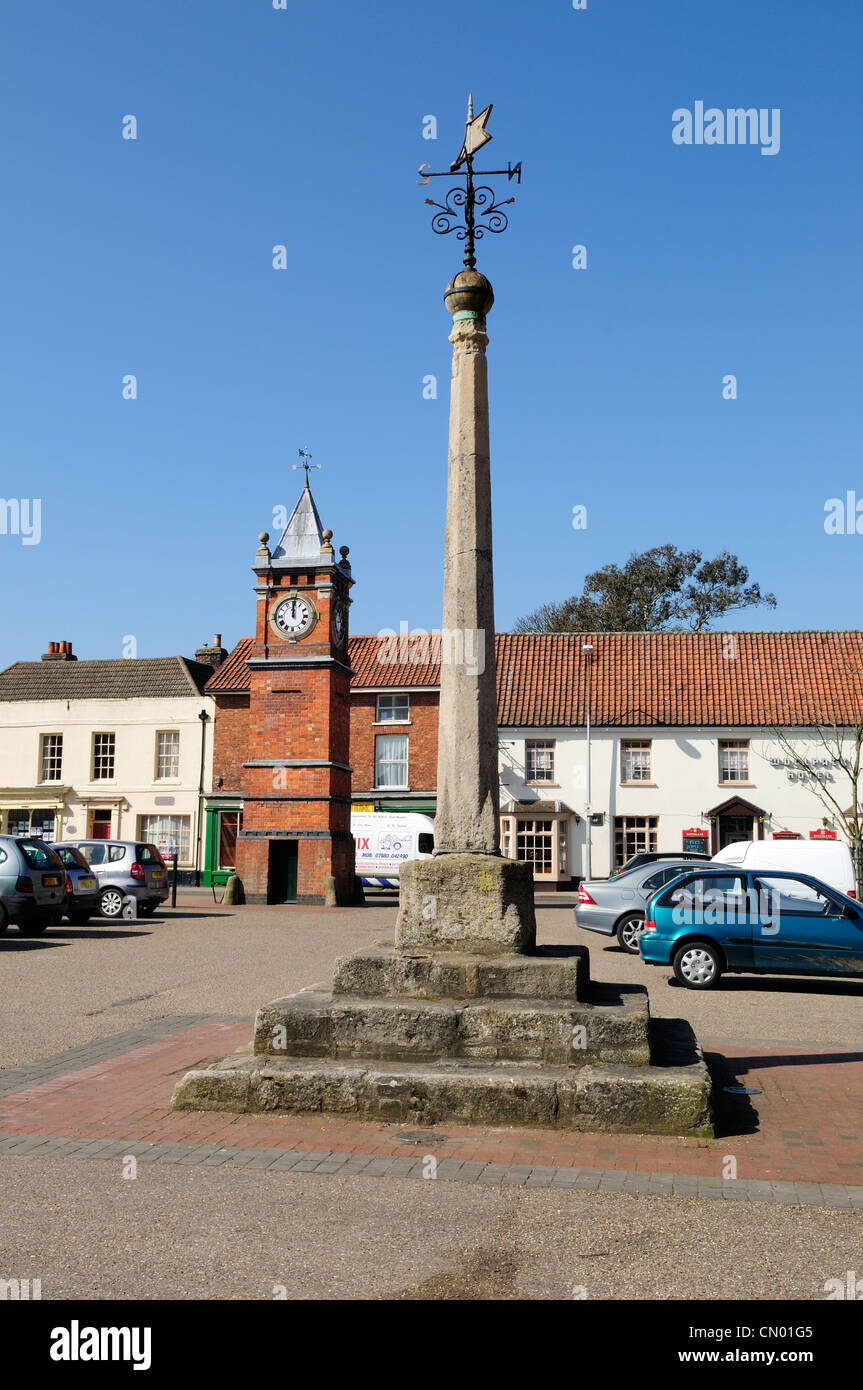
xmin=234 ymin=479 xmax=355 ymax=905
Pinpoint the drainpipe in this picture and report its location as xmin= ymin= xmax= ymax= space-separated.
xmin=195 ymin=709 xmax=210 ymax=886
xmin=582 ymin=642 xmax=594 ymax=880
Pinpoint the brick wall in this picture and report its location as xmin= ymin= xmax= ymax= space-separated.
xmin=349 ymin=691 xmax=439 ymax=793
xmin=212 ymin=693 xmax=250 ymax=794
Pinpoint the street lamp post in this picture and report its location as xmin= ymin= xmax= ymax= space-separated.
xmin=582 ymin=642 xmax=594 ymax=880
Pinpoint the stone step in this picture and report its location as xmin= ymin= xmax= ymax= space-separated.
xmin=254 ymin=987 xmax=650 ymax=1067
xmin=332 ymin=941 xmax=590 ymax=1001
xmin=172 ymin=1046 xmax=713 ymax=1137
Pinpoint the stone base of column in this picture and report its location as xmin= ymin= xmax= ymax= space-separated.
xmin=394 ymin=854 xmax=536 ymax=955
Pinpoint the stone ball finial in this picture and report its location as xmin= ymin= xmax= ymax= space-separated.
xmin=322 ymin=529 xmax=333 ymax=542
xmin=259 ymin=531 xmax=269 ymax=544
xmin=340 ymin=545 xmax=350 ymax=559
xmin=444 ymin=269 xmax=494 ymax=320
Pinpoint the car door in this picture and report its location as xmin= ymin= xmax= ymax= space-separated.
xmin=667 ymin=872 xmax=755 ymax=968
xmin=75 ymin=842 xmax=109 ymax=888
xmin=751 ymin=874 xmax=863 ymax=975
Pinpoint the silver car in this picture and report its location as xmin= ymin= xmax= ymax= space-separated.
xmin=574 ymin=860 xmax=698 ymax=954
xmin=0 ymin=835 xmax=66 ymax=937
xmin=55 ymin=840 xmax=169 ymax=919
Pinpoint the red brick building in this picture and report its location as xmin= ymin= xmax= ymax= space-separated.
xmin=218 ymin=482 xmax=355 ymax=905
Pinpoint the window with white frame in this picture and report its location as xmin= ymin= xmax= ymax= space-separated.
xmin=719 ymin=739 xmax=750 ymax=783
xmin=621 ymin=739 xmax=652 ymax=783
xmin=374 ymin=734 xmax=408 ymax=788
xmin=526 ymin=739 xmax=555 ymax=783
xmin=92 ymin=733 xmax=116 ymax=780
xmin=156 ymin=730 xmax=180 ymax=779
xmin=138 ymin=815 xmax=191 ymax=863
xmin=516 ymin=819 xmax=554 ymax=874
xmin=376 ymin=693 xmax=409 ymax=723
xmin=613 ymin=815 xmax=658 ymax=869
xmin=40 ymin=734 xmax=63 ymax=782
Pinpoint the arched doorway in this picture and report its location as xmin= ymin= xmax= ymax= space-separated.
xmin=706 ymin=796 xmax=766 ymax=854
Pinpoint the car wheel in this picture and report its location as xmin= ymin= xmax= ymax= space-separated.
xmin=616 ymin=913 xmax=645 ymax=954
xmin=17 ymin=919 xmax=50 ymax=937
xmin=67 ymin=911 xmax=91 ymax=925
xmin=672 ymin=940 xmax=723 ymax=990
xmin=100 ymin=887 xmax=125 ymax=919
xmin=0 ymin=903 xmax=8 ymax=936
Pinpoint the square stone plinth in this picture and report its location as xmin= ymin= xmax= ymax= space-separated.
xmin=395 ymin=854 xmax=536 ymax=955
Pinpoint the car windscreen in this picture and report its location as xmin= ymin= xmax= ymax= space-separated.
xmin=17 ymin=840 xmax=63 ymax=869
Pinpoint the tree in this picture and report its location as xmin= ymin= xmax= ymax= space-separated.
xmin=513 ymin=545 xmax=776 ymax=634
xmin=767 ymin=663 xmax=863 ymax=898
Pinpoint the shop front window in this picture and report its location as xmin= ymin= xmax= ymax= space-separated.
xmin=613 ymin=815 xmax=658 ymax=869
xmin=516 ymin=818 xmax=554 ymax=875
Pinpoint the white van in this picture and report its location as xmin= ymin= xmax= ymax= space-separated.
xmin=351 ymin=812 xmax=435 ymax=888
xmin=711 ymin=839 xmax=856 ymax=897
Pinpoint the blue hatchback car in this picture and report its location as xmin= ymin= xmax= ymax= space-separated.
xmin=639 ymin=866 xmax=863 ymax=989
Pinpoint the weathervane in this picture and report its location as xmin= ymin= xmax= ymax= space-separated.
xmin=418 ymin=95 xmax=521 ymax=269
xmin=292 ymin=446 xmax=320 ymax=483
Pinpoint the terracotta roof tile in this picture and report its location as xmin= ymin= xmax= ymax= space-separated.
xmin=208 ymin=632 xmax=863 ymax=728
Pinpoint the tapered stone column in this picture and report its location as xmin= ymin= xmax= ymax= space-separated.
xmin=395 ymin=269 xmax=536 ymax=954
xmin=436 ymin=271 xmax=500 ymax=855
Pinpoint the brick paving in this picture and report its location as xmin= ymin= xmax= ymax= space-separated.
xmin=0 ymin=1017 xmax=860 ymax=1206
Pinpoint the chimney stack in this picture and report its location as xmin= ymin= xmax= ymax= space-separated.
xmin=194 ymin=634 xmax=227 ymax=669
xmin=41 ymin=640 xmax=77 ymax=662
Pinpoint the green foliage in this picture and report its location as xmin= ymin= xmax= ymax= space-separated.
xmin=513 ymin=545 xmax=776 ymax=634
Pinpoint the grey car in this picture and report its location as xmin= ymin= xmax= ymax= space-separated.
xmin=55 ymin=840 xmax=169 ymax=919
xmin=0 ymin=835 xmax=66 ymax=937
xmin=52 ymin=844 xmax=101 ymax=924
xmin=574 ymin=860 xmax=698 ymax=954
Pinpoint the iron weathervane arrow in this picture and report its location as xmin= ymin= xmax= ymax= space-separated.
xmin=418 ymin=95 xmax=522 ymax=270
xmin=450 ymin=94 xmax=494 ymax=171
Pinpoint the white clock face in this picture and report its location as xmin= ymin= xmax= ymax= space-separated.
xmin=272 ymin=594 xmax=316 ymax=638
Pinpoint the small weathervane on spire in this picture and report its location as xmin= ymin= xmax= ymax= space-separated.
xmin=293 ymin=446 xmax=321 ymax=484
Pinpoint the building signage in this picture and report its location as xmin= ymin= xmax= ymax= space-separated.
xmin=769 ymin=756 xmax=838 ymax=783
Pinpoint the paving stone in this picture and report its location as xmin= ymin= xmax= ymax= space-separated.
xmin=243 ymin=1151 xmax=286 ymax=1170
xmin=770 ymin=1181 xmax=801 ymax=1202
xmin=794 ymin=1183 xmax=826 ymax=1205
xmin=356 ymin=1158 xmax=398 ymax=1176
xmin=177 ymin=1146 xmax=221 ymax=1164
xmin=552 ymin=1169 xmax=588 ymax=1187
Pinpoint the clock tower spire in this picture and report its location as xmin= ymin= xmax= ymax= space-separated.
xmin=234 ymin=474 xmax=355 ymax=905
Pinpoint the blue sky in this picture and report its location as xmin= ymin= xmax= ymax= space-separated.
xmin=1 ymin=0 xmax=861 ymax=665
